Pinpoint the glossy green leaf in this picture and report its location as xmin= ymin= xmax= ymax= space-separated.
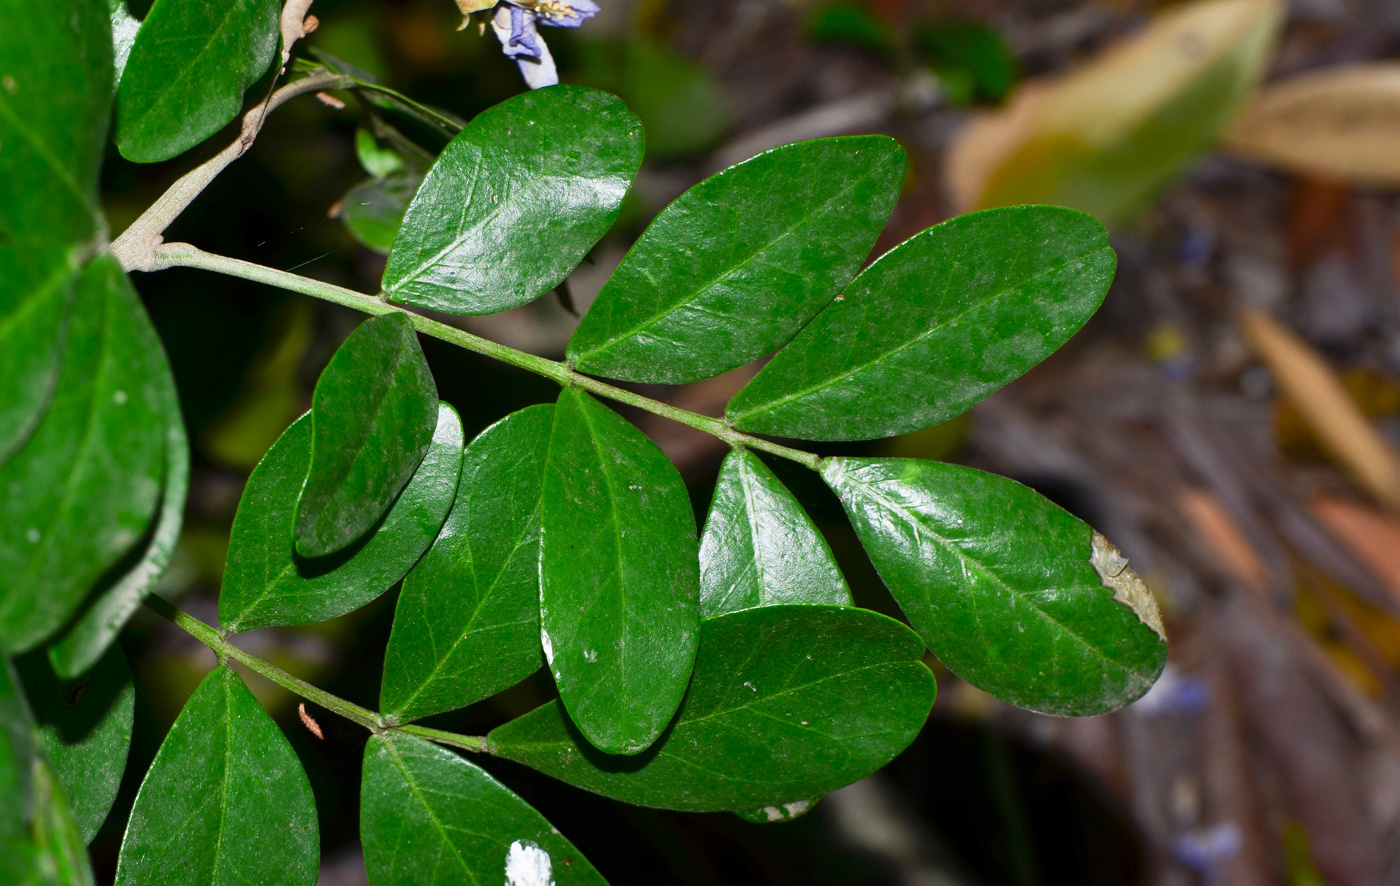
xmin=340 ymin=174 xmax=418 ymax=254
xmin=21 ymin=646 xmax=133 ymax=844
xmin=48 ymin=326 xmax=186 ymax=679
xmin=727 ymin=206 xmax=1115 ymax=441
xmin=822 ymin=457 xmax=1168 ymax=715
xmin=700 ymin=450 xmax=851 ymax=619
xmin=0 ymin=655 xmax=37 ymax=841
xmin=109 ymin=0 xmax=141 ymax=87
xmin=382 ymin=86 xmax=643 ymax=315
xmin=28 ymin=759 xmax=97 ymax=886
xmin=567 ymin=136 xmax=906 ymax=384
xmin=541 ymin=388 xmax=698 ymax=755
xmin=295 ymin=312 xmax=438 ymax=558
xmin=355 ymin=127 xmax=406 ymax=178
xmin=361 ymin=734 xmax=605 ymax=886
xmin=115 ymin=667 xmax=318 ymax=886
xmin=491 ymin=605 xmax=935 ymax=811
xmin=0 ymin=247 xmax=77 ymax=463
xmin=0 ymin=0 xmax=111 ymax=245
xmin=221 ymin=403 xmax=462 ymax=633
xmin=115 ymin=0 xmax=279 ymax=163
xmin=0 ymin=256 xmax=166 ymax=654
xmin=382 ymin=406 xmax=552 ymax=722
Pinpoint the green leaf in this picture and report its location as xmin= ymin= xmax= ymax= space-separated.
xmin=355 ymin=127 xmax=406 ymax=178
xmin=726 ymin=206 xmax=1115 ymax=441
xmin=221 ymin=403 xmax=462 ymax=633
xmin=48 ymin=324 xmax=187 ymax=679
xmin=700 ymin=450 xmax=851 ymax=619
xmin=360 ymin=734 xmax=605 ymax=886
xmin=915 ymin=22 xmax=1018 ymax=106
xmin=491 ymin=604 xmax=935 ymax=811
xmin=540 ymin=389 xmax=699 ymax=755
xmin=382 ymin=86 xmax=643 ymax=315
xmin=29 ymin=759 xmax=97 ymax=886
xmin=822 ymin=457 xmax=1167 ymax=715
xmin=340 ymin=174 xmax=419 ymax=254
xmin=109 ymin=0 xmax=141 ymax=87
xmin=20 ymin=645 xmax=133 ymax=844
xmin=0 ymin=0 xmax=111 ymax=244
xmin=115 ymin=667 xmax=318 ymax=886
xmin=115 ymin=0 xmax=279 ymax=163
xmin=382 ymin=405 xmax=552 ymax=722
xmin=0 ymin=247 xmax=77 ymax=464
xmin=0 ymin=256 xmax=166 ymax=654
xmin=0 ymin=655 xmax=37 ymax=841
xmin=567 ymin=136 xmax=906 ymax=384
xmin=295 ymin=312 xmax=438 ymax=558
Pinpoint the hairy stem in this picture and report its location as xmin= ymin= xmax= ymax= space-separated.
xmin=145 ymin=597 xmax=492 ymax=752
xmin=111 ymin=70 xmax=354 ymax=271
xmin=144 ymin=241 xmax=825 ymax=471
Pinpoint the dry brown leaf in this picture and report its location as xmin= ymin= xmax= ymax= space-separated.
xmin=1177 ymin=488 xmax=1271 ymax=590
xmin=944 ymin=0 xmax=1283 ymax=225
xmin=1224 ymin=63 xmax=1400 ymax=186
xmin=1239 ymin=309 xmax=1400 ymax=511
xmin=1312 ymin=495 xmax=1400 ymax=605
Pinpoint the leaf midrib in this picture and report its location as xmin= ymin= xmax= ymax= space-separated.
xmin=732 ymin=245 xmax=1109 ymax=423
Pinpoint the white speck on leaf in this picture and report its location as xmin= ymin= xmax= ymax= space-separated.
xmin=584 ymin=648 xmax=597 ymax=663
xmin=1090 ymin=531 xmax=1167 ymax=642
xmin=743 ymin=681 xmax=756 ymax=692
xmin=113 ymin=390 xmax=128 ymax=404
xmin=505 ymin=839 xmax=554 ymax=886
xmin=26 ymin=528 xmax=39 ymax=544
xmin=541 ymin=629 xmax=554 ymax=666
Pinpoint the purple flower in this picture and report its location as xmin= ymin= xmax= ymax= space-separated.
xmin=487 ymin=1 xmax=600 ymax=88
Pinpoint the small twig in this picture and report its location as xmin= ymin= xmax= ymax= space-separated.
xmin=280 ymin=0 xmax=319 ymax=72
xmin=111 ymin=70 xmax=353 ymax=271
xmin=140 ymin=242 xmax=825 ymax=471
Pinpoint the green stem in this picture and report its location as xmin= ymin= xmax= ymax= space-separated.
xmin=145 ymin=242 xmax=824 ymax=471
xmin=144 ymin=597 xmax=492 ymax=752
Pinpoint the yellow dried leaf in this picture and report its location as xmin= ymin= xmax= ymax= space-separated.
xmin=1239 ymin=309 xmax=1400 ymax=511
xmin=945 ymin=0 xmax=1283 ymax=226
xmin=1224 ymin=63 xmax=1400 ymax=186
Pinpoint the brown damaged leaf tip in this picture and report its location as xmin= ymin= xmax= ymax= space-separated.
xmin=1090 ymin=532 xmax=1168 ymax=642
xmin=298 ymin=702 xmax=324 ymax=739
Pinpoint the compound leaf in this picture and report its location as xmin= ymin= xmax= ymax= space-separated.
xmin=490 ymin=605 xmax=935 ymax=811
xmin=0 ymin=256 xmax=165 ymax=654
xmin=540 ymin=388 xmax=698 ymax=755
xmin=295 ymin=312 xmax=438 ymax=558
xmin=382 ymin=86 xmax=643 ymax=315
xmin=382 ymin=405 xmax=552 ymax=722
xmin=700 ymin=449 xmax=851 ymax=619
xmin=221 ymin=403 xmax=462 ymax=633
xmin=48 ymin=322 xmax=187 ymax=679
xmin=115 ymin=0 xmax=279 ymax=163
xmin=115 ymin=667 xmax=318 ymax=886
xmin=567 ymin=136 xmax=905 ymax=384
xmin=823 ymin=457 xmax=1168 ymax=715
xmin=726 ymin=206 xmax=1115 ymax=441
xmin=360 ymin=734 xmax=605 ymax=886
xmin=0 ymin=247 xmax=77 ymax=464
xmin=21 ymin=645 xmax=133 ymax=844
xmin=0 ymin=0 xmax=111 ymax=244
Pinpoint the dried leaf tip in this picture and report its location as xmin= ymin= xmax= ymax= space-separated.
xmin=298 ymin=702 xmax=324 ymax=739
xmin=1090 ymin=531 xmax=1167 ymax=642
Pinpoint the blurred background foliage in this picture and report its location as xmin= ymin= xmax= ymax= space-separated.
xmin=99 ymin=0 xmax=1400 ymax=883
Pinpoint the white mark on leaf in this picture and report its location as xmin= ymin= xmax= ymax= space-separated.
xmin=1090 ymin=531 xmax=1167 ymax=642
xmin=584 ymin=648 xmax=597 ymax=663
xmin=26 ymin=528 xmax=40 ymax=544
xmin=541 ymin=629 xmax=554 ymax=666
xmin=113 ymin=390 xmax=128 ymax=404
xmin=505 ymin=839 xmax=554 ymax=886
